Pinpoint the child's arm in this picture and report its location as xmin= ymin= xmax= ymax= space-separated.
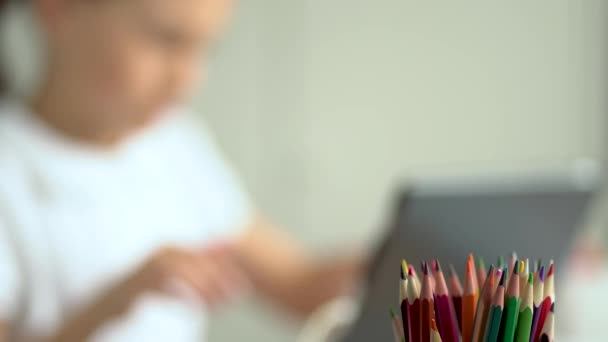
xmin=236 ymin=216 xmax=367 ymax=317
xmin=1 ymin=246 xmax=247 ymax=342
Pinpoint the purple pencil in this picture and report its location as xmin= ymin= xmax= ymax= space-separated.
xmin=530 ymin=266 xmax=545 ymax=341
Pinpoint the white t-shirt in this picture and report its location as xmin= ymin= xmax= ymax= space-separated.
xmin=0 ymin=99 xmax=253 ymax=341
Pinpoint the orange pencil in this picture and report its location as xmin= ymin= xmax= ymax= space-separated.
xmin=421 ymin=262 xmax=435 ymax=342
xmin=462 ymin=257 xmax=478 ymax=342
xmin=431 ymin=319 xmax=443 ymax=342
xmin=470 ymin=265 xmax=496 ymax=342
xmin=468 ymin=254 xmax=479 ymax=296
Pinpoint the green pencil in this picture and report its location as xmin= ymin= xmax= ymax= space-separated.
xmin=500 ymin=260 xmax=521 ymax=341
xmin=484 ymin=271 xmax=506 ymax=342
xmin=515 ymin=273 xmax=534 ymax=342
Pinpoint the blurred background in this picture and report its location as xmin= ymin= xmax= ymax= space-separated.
xmin=199 ymin=1 xmax=608 ymax=340
xmin=3 ymin=0 xmax=608 ymax=341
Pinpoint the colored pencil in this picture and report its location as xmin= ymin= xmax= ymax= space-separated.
xmin=391 ymin=309 xmax=405 ymax=342
xmin=483 ymin=271 xmax=505 ymax=342
xmin=407 ymin=267 xmax=421 ymax=342
xmin=514 ymin=273 xmax=533 ymax=342
xmin=434 ymin=260 xmax=460 ymax=342
xmin=477 ymin=257 xmax=487 ymax=290
xmin=500 ymin=260 xmax=521 ymax=342
xmin=448 ymin=264 xmax=464 ymax=332
xmin=509 ymin=252 xmax=518 ymax=275
xmin=410 ymin=264 xmax=421 ymax=292
xmin=462 ymin=257 xmax=478 ymax=342
xmin=468 ymin=254 xmax=479 ymax=297
xmin=519 ymin=259 xmax=528 ymax=295
xmin=432 ymin=261 xmax=442 ymax=336
xmin=422 ymin=261 xmax=435 ymax=291
xmin=431 ymin=319 xmax=443 ymax=342
xmin=498 ymin=256 xmax=505 ymax=269
xmin=534 ymin=263 xmax=554 ymax=342
xmin=400 ymin=261 xmax=411 ymax=342
xmin=530 ymin=266 xmax=545 ymax=342
xmin=539 ymin=303 xmax=554 ymax=342
xmin=471 ymin=265 xmax=496 ymax=342
xmin=492 ymin=268 xmax=503 ymax=295
xmin=421 ymin=262 xmax=435 ymax=342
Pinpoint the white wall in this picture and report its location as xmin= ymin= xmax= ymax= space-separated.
xmin=199 ymin=1 xmax=607 ymax=340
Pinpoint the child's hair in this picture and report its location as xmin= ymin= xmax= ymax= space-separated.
xmin=0 ymin=0 xmax=18 ymax=95
xmin=0 ymin=0 xmax=9 ymax=94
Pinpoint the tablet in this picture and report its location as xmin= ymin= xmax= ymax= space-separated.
xmin=341 ymin=161 xmax=602 ymax=342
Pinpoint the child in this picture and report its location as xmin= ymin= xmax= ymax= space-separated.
xmin=0 ymin=1 xmax=362 ymax=341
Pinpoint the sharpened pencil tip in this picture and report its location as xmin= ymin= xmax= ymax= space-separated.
xmin=478 ymin=257 xmax=485 ymax=270
xmin=466 ymin=259 xmax=473 ymax=274
xmin=486 ymin=265 xmax=494 ymax=277
xmin=514 ymin=260 xmax=520 ymax=275
xmin=539 ymin=266 xmax=546 ymax=282
xmin=499 ymin=269 xmax=506 ymax=286
xmin=424 ymin=262 xmax=429 ymax=275
xmin=449 ymin=264 xmax=458 ymax=277
xmin=548 ymin=263 xmax=555 ymax=276
xmin=435 ymin=259 xmax=442 ymax=272
xmin=528 ymin=272 xmax=533 ymax=284
xmin=389 ymin=309 xmax=396 ymax=318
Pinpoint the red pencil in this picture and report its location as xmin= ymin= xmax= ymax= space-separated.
xmin=421 ymin=262 xmax=435 ymax=342
xmin=462 ymin=257 xmax=478 ymax=342
xmin=539 ymin=303 xmax=555 ymax=342
xmin=448 ymin=264 xmax=464 ymax=332
xmin=434 ymin=260 xmax=459 ymax=342
xmin=407 ymin=267 xmax=421 ymax=342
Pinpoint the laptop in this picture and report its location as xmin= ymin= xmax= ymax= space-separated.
xmin=341 ymin=161 xmax=602 ymax=342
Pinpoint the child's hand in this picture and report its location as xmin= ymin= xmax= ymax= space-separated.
xmin=133 ymin=244 xmax=251 ymax=309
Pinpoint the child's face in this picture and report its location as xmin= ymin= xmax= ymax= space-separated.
xmin=41 ymin=0 xmax=233 ymax=133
